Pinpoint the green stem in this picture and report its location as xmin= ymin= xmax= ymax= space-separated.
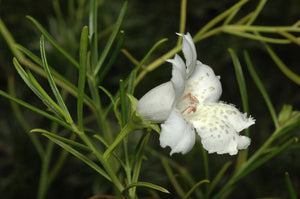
xmin=177 ymin=0 xmax=187 ymax=46
xmin=71 ymin=123 xmax=124 ymax=192
xmin=87 ymin=76 xmax=111 ymax=142
xmin=194 ymin=0 xmax=249 ymax=40
xmin=37 ymin=141 xmax=54 ymax=199
xmin=223 ymin=25 xmax=300 ymax=33
xmin=103 ymin=121 xmax=137 ymax=159
xmin=130 ymin=131 xmax=151 ymax=198
xmin=161 ymin=158 xmax=185 ymax=198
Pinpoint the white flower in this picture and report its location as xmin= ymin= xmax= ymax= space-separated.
xmin=136 ymin=33 xmax=255 ymax=155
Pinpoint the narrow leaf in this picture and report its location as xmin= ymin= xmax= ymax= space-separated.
xmin=246 ymin=0 xmax=267 ymax=25
xmin=0 ymin=90 xmax=72 ymax=130
xmin=123 ymin=182 xmax=170 ymax=194
xmin=40 ymin=35 xmax=71 ymax=121
xmin=161 ymin=158 xmax=185 ymax=197
xmin=13 ymin=58 xmax=64 ymax=119
xmin=99 ymin=86 xmax=121 ymax=123
xmin=262 ymin=41 xmax=300 ymax=85
xmin=131 ymin=132 xmax=151 ymax=196
xmin=228 ymin=49 xmax=250 ymax=162
xmin=207 ymin=161 xmax=232 ymax=197
xmin=135 ymin=38 xmax=168 ymax=73
xmin=26 ymin=69 xmax=65 ymax=119
xmin=94 ymin=1 xmax=127 ymax=75
xmin=7 ymin=76 xmax=44 ymax=158
xmin=223 ymin=29 xmax=290 ymax=44
xmin=194 ymin=0 xmax=248 ymax=41
xmin=31 ymin=128 xmax=92 ymax=152
xmin=236 ymin=137 xmax=297 ymax=182
xmin=78 ymin=26 xmax=88 ymax=130
xmin=183 ymin=179 xmax=210 ymax=199
xmin=89 ymin=0 xmax=98 ymax=69
xmin=119 ymin=79 xmax=127 ymax=126
xmin=26 ymin=15 xmax=79 ymax=68
xmin=15 ymin=44 xmax=94 ymax=109
xmin=228 ymin=49 xmax=249 ymax=113
xmin=285 ymin=172 xmax=297 ymax=199
xmin=97 ymin=30 xmax=125 ymax=84
xmin=43 ymin=134 xmax=111 ymax=181
xmin=244 ymin=51 xmax=279 ymax=128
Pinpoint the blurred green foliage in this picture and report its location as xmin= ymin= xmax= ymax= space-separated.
xmin=0 ymin=0 xmax=299 ymax=198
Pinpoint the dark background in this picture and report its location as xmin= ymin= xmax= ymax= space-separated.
xmin=0 ymin=0 xmax=299 ymax=198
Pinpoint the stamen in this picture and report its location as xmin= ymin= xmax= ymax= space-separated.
xmin=181 ymin=104 xmax=197 ymax=114
xmin=180 ymin=93 xmax=200 ymax=103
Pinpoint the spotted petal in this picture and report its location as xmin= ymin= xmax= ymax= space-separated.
xmin=183 ymin=62 xmax=222 ymax=104
xmin=186 ymin=103 xmax=254 ymax=155
xmin=160 ymin=109 xmax=196 ymax=155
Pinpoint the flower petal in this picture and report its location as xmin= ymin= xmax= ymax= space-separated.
xmin=183 ymin=61 xmax=222 ymax=103
xmin=136 ymin=82 xmax=175 ymax=122
xmin=177 ymin=32 xmax=197 ymax=77
xmin=168 ymin=54 xmax=186 ymax=101
xmin=160 ymin=109 xmax=196 ymax=155
xmin=186 ymin=103 xmax=253 ymax=155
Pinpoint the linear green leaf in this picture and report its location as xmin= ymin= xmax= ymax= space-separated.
xmin=43 ymin=134 xmax=111 ymax=181
xmin=262 ymin=41 xmax=300 ymax=85
xmin=223 ymin=29 xmax=290 ymax=44
xmin=7 ymin=76 xmax=44 ymax=158
xmin=99 ymin=86 xmax=121 ymax=123
xmin=40 ymin=35 xmax=72 ymax=121
xmin=228 ymin=49 xmax=249 ymax=113
xmin=246 ymin=0 xmax=267 ymax=25
xmin=89 ymin=0 xmax=98 ymax=70
xmin=123 ymin=181 xmax=170 ymax=194
xmin=26 ymin=69 xmax=66 ymax=119
xmin=285 ymin=172 xmax=298 ymax=199
xmin=0 ymin=90 xmax=72 ymax=131
xmin=194 ymin=0 xmax=248 ymax=41
xmin=31 ymin=128 xmax=92 ymax=152
xmin=13 ymin=58 xmax=64 ymax=119
xmin=244 ymin=51 xmax=279 ymax=128
xmin=136 ymin=38 xmax=168 ymax=73
xmin=119 ymin=79 xmax=127 ymax=126
xmin=183 ymin=179 xmax=210 ymax=199
xmin=104 ymin=37 xmax=168 ymax=117
xmin=26 ymin=15 xmax=79 ymax=68
xmin=207 ymin=161 xmax=232 ymax=197
xmin=131 ymin=132 xmax=150 ymax=197
xmin=97 ymin=30 xmax=125 ymax=84
xmin=15 ymin=44 xmax=94 ymax=109
xmin=78 ymin=26 xmax=88 ymax=130
xmin=161 ymin=158 xmax=185 ymax=197
xmin=235 ymin=137 xmax=297 ymax=182
xmin=127 ymin=70 xmax=135 ymax=95
xmin=0 ymin=18 xmax=24 ymax=60
xmin=229 ymin=49 xmax=250 ymax=163
xmin=94 ymin=1 xmax=127 ymax=75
